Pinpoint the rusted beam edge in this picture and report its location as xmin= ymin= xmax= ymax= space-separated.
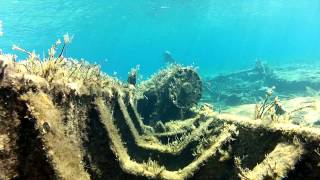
xmin=117 ymin=95 xmax=220 ymax=155
xmin=127 ymin=91 xmax=202 ymax=137
xmin=160 ymin=125 xmax=238 ymax=180
xmin=15 ymin=100 xmax=65 ymax=179
xmin=152 ymin=130 xmax=189 ymax=137
xmin=96 ymin=97 xmax=237 ymax=179
xmin=238 ymin=143 xmax=304 ymax=180
xmin=0 ymin=89 xmax=62 ymax=179
xmin=153 ymin=115 xmax=203 ymax=137
xmin=128 ymin=97 xmax=154 ymax=133
xmin=21 ymin=92 xmax=90 ymax=180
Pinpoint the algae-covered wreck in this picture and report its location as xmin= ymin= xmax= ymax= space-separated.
xmin=0 ymin=44 xmax=320 ymax=180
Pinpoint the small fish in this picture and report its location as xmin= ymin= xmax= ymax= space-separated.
xmin=163 ymin=50 xmax=176 ymax=64
xmin=160 ymin=6 xmax=170 ymax=9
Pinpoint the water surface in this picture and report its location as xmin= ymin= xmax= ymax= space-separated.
xmin=0 ymin=0 xmax=320 ymax=79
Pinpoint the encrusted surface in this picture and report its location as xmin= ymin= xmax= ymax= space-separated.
xmin=0 ymin=51 xmax=320 ymax=179
xmin=137 ymin=64 xmax=202 ymax=124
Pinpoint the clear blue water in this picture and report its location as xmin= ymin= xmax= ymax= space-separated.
xmin=0 ymin=0 xmax=320 ymax=79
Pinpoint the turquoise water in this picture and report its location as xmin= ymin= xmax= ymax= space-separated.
xmin=0 ymin=0 xmax=320 ymax=79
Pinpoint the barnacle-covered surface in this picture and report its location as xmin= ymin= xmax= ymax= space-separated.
xmin=136 ymin=64 xmax=202 ymax=124
xmin=0 ymin=50 xmax=320 ymax=180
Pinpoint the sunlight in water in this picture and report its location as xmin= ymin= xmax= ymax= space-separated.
xmin=0 ymin=20 xmax=3 ymax=36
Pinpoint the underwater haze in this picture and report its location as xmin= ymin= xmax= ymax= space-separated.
xmin=0 ymin=0 xmax=320 ymax=79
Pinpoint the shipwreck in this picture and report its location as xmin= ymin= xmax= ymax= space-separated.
xmin=0 ymin=43 xmax=320 ymax=180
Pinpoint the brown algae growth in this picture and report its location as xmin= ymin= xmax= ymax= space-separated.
xmin=0 ymin=41 xmax=320 ymax=179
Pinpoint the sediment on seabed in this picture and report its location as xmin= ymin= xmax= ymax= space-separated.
xmin=0 ymin=48 xmax=320 ymax=179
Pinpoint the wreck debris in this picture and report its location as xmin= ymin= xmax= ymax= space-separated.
xmin=136 ymin=64 xmax=202 ymax=124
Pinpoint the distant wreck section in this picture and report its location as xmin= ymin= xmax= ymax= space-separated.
xmin=203 ymin=60 xmax=320 ymax=107
xmin=0 ymin=43 xmax=320 ymax=180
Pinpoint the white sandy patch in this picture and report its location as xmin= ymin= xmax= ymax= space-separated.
xmin=224 ymin=96 xmax=320 ymax=126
